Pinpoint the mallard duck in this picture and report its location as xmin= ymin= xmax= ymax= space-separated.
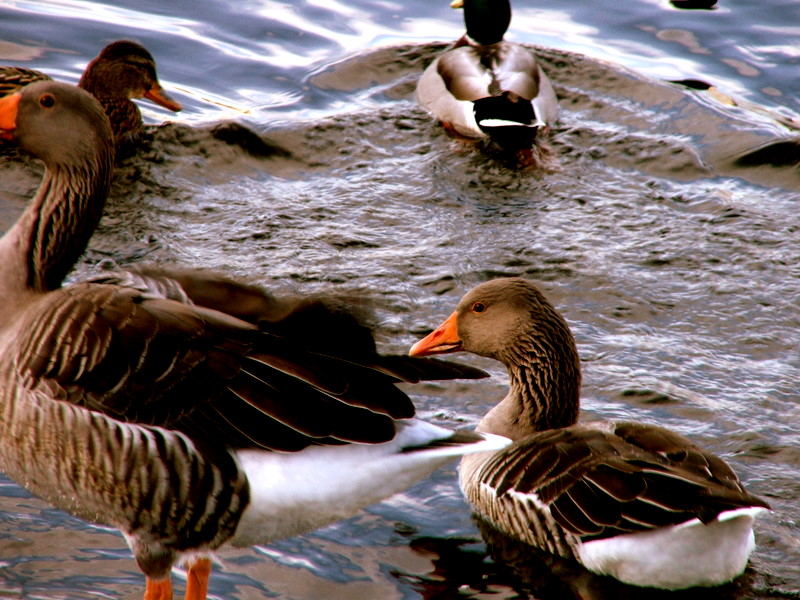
xmin=0 ymin=40 xmax=181 ymax=148
xmin=416 ymin=0 xmax=558 ymax=159
xmin=0 ymin=82 xmax=509 ymax=600
xmin=410 ymin=278 xmax=769 ymax=590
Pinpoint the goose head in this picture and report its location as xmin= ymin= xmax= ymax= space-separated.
xmin=0 ymin=80 xmax=113 ymax=168
xmin=410 ymin=278 xmax=582 ymax=430
xmin=411 ymin=278 xmax=573 ymax=363
xmin=0 ymin=81 xmax=114 ymax=294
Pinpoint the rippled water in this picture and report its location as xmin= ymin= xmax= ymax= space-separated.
xmin=1 ymin=1 xmax=798 ymax=599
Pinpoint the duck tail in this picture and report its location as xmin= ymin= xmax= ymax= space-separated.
xmin=474 ymin=91 xmax=541 ymax=151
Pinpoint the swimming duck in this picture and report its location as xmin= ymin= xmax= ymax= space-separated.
xmin=0 ymin=40 xmax=181 ymax=149
xmin=410 ymin=278 xmax=769 ymax=590
xmin=0 ymin=82 xmax=509 ymax=600
xmin=416 ymin=0 xmax=558 ymax=159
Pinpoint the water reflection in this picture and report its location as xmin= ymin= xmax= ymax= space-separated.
xmin=396 ymin=517 xmax=765 ymax=600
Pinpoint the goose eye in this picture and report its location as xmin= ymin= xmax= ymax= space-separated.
xmin=39 ymin=94 xmax=55 ymax=108
xmin=471 ymin=302 xmax=486 ymax=313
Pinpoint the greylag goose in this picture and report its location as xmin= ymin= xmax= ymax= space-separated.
xmin=0 ymin=81 xmax=509 ymax=600
xmin=416 ymin=0 xmax=558 ymax=162
xmin=0 ymin=40 xmax=181 ymax=149
xmin=409 ymin=278 xmax=769 ymax=590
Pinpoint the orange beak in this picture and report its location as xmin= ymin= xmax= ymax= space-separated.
xmin=409 ymin=311 xmax=462 ymax=357
xmin=144 ymin=85 xmax=182 ymax=112
xmin=0 ymin=92 xmax=21 ymax=140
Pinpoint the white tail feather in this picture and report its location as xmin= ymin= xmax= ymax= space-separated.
xmin=478 ymin=118 xmax=540 ymax=128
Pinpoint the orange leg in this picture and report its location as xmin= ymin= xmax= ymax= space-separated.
xmin=144 ymin=577 xmax=173 ymax=600
xmin=184 ymin=557 xmax=212 ymax=600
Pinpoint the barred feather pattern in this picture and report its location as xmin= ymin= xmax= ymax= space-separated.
xmin=461 ymin=458 xmax=580 ymax=559
xmin=0 ymin=82 xmax=499 ymax=593
xmin=467 ymin=281 xmax=581 ymax=439
xmin=460 ymin=420 xmax=769 ymax=562
xmin=28 ymin=164 xmax=111 ymax=292
xmin=7 ymin=282 xmax=257 ymax=427
xmin=0 ymin=371 xmax=249 ymax=578
xmin=0 ymin=67 xmax=50 ymax=96
xmin=86 ymin=269 xmax=193 ymax=305
xmin=438 ymin=278 xmax=769 ymax=585
xmin=505 ymin=327 xmax=580 ymax=433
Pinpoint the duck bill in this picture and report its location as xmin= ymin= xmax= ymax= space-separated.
xmin=450 ymin=0 xmax=464 ymax=7
xmin=144 ymin=85 xmax=182 ymax=112
xmin=0 ymin=92 xmax=21 ymax=140
xmin=409 ymin=312 xmax=463 ymax=357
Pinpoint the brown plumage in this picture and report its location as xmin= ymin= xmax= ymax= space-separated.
xmin=410 ymin=277 xmax=769 ymax=589
xmin=0 ymin=82 xmax=505 ymax=600
xmin=0 ymin=40 xmax=181 ymax=150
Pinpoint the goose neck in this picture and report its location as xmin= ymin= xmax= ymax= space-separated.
xmin=477 ymin=348 xmax=580 ymax=439
xmin=0 ymin=157 xmax=112 ymax=308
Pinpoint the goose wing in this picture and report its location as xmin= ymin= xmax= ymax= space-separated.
xmin=13 ymin=277 xmax=485 ymax=451
xmin=475 ymin=423 xmax=769 ymax=542
xmin=89 ymin=267 xmax=490 ymax=382
xmin=0 ymin=67 xmax=51 ymax=97
xmin=10 ymin=283 xmax=408 ymax=450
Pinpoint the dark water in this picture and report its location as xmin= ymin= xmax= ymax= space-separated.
xmin=0 ymin=1 xmax=798 ymax=599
